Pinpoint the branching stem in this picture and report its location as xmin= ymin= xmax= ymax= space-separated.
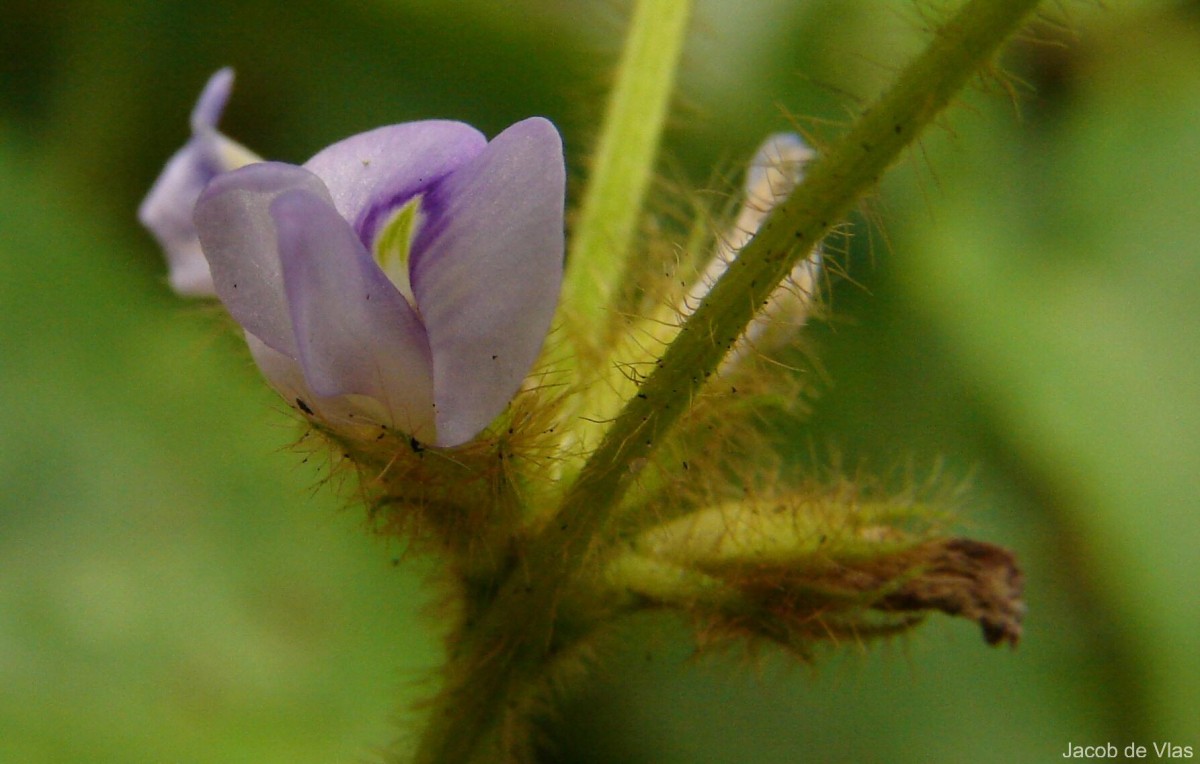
xmin=411 ymin=1 xmax=1040 ymax=760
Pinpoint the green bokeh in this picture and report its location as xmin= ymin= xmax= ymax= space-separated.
xmin=2 ymin=1 xmax=1196 ymax=761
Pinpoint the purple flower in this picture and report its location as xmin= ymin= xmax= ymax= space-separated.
xmin=138 ymin=68 xmax=260 ymax=296
xmin=193 ymin=118 xmax=565 ymax=448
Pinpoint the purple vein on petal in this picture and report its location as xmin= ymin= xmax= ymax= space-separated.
xmin=304 ymin=121 xmax=487 ymax=249
xmin=354 ymin=172 xmax=448 ymax=252
xmin=410 ymin=117 xmax=565 ymax=447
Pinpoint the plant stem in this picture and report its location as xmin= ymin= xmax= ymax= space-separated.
xmin=414 ymin=2 xmax=695 ymax=758
xmin=561 ymin=0 xmax=693 ymax=341
xmin=547 ymin=0 xmax=1042 ymax=585
xmin=410 ymin=0 xmax=1040 ymax=760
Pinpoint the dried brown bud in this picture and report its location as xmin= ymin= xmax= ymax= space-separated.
xmin=875 ymin=538 xmax=1025 ymax=647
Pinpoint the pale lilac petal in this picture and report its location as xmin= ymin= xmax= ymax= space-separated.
xmin=716 ymin=133 xmax=822 ymax=370
xmin=744 ymin=133 xmax=822 ymax=329
xmin=271 ymin=188 xmax=437 ymax=441
xmin=409 ymin=117 xmax=564 ymax=447
xmin=243 ymin=331 xmax=317 ymax=409
xmin=743 ymin=133 xmax=811 ymax=211
xmin=194 ymin=162 xmax=329 ymax=358
xmin=303 ymin=121 xmax=487 ymax=245
xmin=190 ymin=67 xmax=235 ymax=131
xmin=139 ymin=68 xmax=259 ymax=296
xmin=689 ymin=133 xmax=815 ymax=312
xmin=243 ymin=332 xmax=390 ymax=431
xmin=139 ymin=145 xmax=220 ymax=295
xmin=732 ymin=133 xmax=813 ymax=253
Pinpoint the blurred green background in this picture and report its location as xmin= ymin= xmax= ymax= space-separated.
xmin=2 ymin=0 xmax=1197 ymax=761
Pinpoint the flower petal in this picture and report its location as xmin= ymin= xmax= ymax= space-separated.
xmin=242 ymin=331 xmax=395 ymax=435
xmin=190 ymin=67 xmax=234 ymax=132
xmin=690 ymin=133 xmax=816 ymax=308
xmin=735 ymin=133 xmax=812 ymax=248
xmin=139 ymin=68 xmax=260 ymax=296
xmin=271 ymin=188 xmax=437 ymax=440
xmin=303 ymin=121 xmax=487 ymax=245
xmin=241 ymin=330 xmax=327 ymax=416
xmin=409 ymin=117 xmax=565 ymax=447
xmin=743 ymin=133 xmax=812 ymax=216
xmin=139 ymin=144 xmax=222 ymax=295
xmin=747 ymin=134 xmax=823 ymax=327
xmin=195 ymin=161 xmax=329 ymax=358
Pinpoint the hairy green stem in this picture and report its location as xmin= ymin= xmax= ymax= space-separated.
xmin=411 ymin=0 xmax=1039 ymax=760
xmin=548 ymin=0 xmax=1041 ymax=594
xmin=561 ymin=0 xmax=692 ymax=340
xmin=414 ymin=3 xmax=694 ymax=759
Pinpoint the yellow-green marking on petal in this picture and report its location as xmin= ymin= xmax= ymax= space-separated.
xmin=374 ymin=197 xmax=423 ymax=311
